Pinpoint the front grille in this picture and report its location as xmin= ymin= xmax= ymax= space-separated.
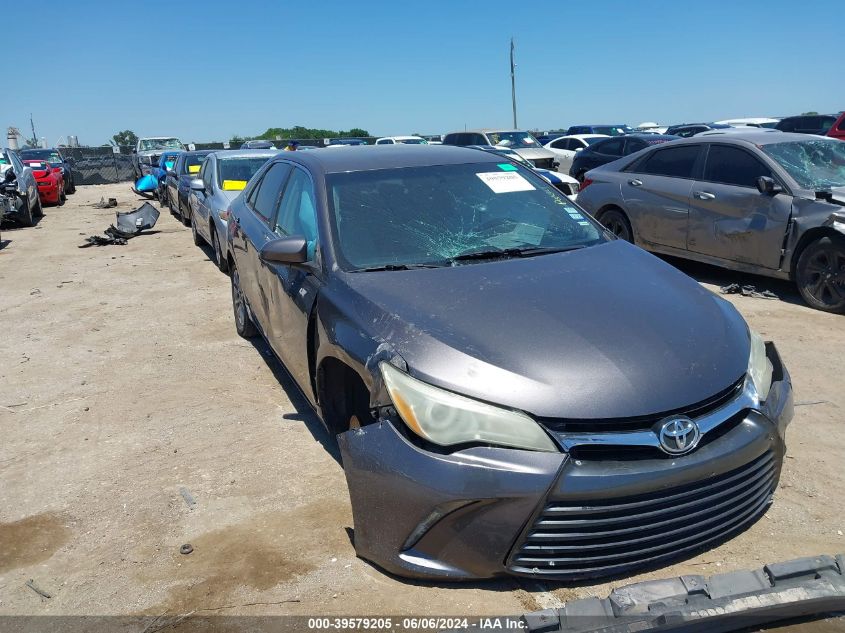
xmin=539 ymin=376 xmax=745 ymax=434
xmin=508 ymin=451 xmax=776 ymax=579
xmin=531 ymin=158 xmax=555 ymax=169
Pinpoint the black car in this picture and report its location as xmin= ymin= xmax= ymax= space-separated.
xmin=665 ymin=123 xmax=732 ymax=138
xmin=569 ymin=134 xmax=678 ymax=181
xmin=18 ymin=147 xmax=76 ymax=194
xmin=225 ymin=145 xmax=792 ymax=582
xmin=774 ymin=114 xmax=838 ymax=136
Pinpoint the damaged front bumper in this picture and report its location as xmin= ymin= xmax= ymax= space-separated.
xmin=338 ymin=344 xmax=793 ymax=581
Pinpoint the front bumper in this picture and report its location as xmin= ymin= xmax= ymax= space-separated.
xmin=338 ymin=343 xmax=793 ymax=581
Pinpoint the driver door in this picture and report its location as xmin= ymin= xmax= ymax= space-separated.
xmin=687 ymin=144 xmax=791 ymax=270
xmin=261 ymin=166 xmax=321 ymax=391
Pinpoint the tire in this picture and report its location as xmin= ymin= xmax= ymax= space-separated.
xmin=599 ymin=207 xmax=633 ymax=242
xmin=179 ymin=199 xmax=191 ymax=226
xmin=57 ymin=188 xmax=66 ymax=206
xmin=66 ymin=175 xmax=75 ymax=195
xmin=190 ymin=212 xmax=202 ymax=246
xmin=795 ymin=235 xmax=845 ymax=314
xmin=231 ymin=264 xmax=257 ymax=338
xmin=33 ymin=198 xmax=44 ymax=217
xmin=211 ymin=225 xmax=229 ymax=273
xmin=18 ymin=197 xmax=35 ymax=227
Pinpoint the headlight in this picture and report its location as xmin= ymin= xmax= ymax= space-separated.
xmin=748 ymin=329 xmax=773 ymax=401
xmin=380 ymin=362 xmax=557 ymax=452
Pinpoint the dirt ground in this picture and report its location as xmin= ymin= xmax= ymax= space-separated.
xmin=1 ymin=183 xmax=843 ymax=620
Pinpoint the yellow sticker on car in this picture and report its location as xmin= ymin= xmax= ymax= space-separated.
xmin=222 ymin=180 xmax=247 ymax=191
xmin=188 ymin=165 xmax=201 ymax=173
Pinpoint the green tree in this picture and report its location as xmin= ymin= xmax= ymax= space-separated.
xmin=113 ymin=130 xmax=139 ymax=147
xmin=344 ymin=128 xmax=370 ymax=137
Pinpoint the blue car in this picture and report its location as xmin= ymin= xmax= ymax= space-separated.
xmin=155 ymin=150 xmax=183 ymax=206
xmin=165 ymin=150 xmax=213 ymax=224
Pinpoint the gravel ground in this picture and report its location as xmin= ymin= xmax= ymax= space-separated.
xmin=0 ymin=183 xmax=842 ymax=620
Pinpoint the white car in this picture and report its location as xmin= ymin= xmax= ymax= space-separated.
xmin=714 ymin=117 xmax=781 ymax=129
xmin=543 ymin=134 xmax=609 ymax=173
xmin=374 ymin=136 xmax=429 ymax=145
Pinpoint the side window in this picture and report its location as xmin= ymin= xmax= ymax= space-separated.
xmin=376 ymin=139 xmax=390 ymax=145
xmin=776 ymin=119 xmax=795 ymax=132
xmin=470 ymin=133 xmax=486 ymax=145
xmin=638 ymin=145 xmax=701 ymax=178
xmin=274 ymin=168 xmax=318 ymax=260
xmin=550 ymin=138 xmax=568 ymax=150
xmin=624 ymin=138 xmax=647 ymax=154
xmin=442 ymin=134 xmax=459 ymax=145
xmin=201 ymin=159 xmax=214 ymax=189
xmin=703 ymin=145 xmax=772 ymax=188
xmin=596 ymin=138 xmax=625 ymax=156
xmin=251 ymin=162 xmax=292 ymax=222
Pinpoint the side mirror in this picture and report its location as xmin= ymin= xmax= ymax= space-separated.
xmin=756 ymin=176 xmax=782 ymax=195
xmin=259 ymin=236 xmax=308 ymax=265
xmin=189 ymin=178 xmax=205 ymax=192
xmin=574 ymin=147 xmax=583 ymax=153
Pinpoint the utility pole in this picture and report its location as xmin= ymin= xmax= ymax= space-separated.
xmin=29 ymin=113 xmax=38 ymax=147
xmin=510 ymin=38 xmax=518 ymax=129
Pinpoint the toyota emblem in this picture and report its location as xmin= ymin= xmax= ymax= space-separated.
xmin=658 ymin=417 xmax=701 ymax=455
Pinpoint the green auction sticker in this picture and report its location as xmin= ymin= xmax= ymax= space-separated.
xmin=497 ymin=163 xmax=518 ymax=171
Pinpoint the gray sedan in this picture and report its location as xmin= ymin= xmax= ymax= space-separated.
xmin=188 ymin=150 xmax=277 ymax=272
xmin=576 ymin=131 xmax=845 ymax=313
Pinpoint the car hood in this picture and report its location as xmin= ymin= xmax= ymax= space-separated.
xmin=511 ymin=147 xmax=557 ymax=160
xmin=341 ymin=240 xmax=749 ymax=419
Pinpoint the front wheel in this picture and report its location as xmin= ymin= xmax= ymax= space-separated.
xmin=231 ymin=265 xmax=257 ymax=338
xmin=795 ymin=235 xmax=845 ymax=314
xmin=599 ymin=208 xmax=633 ymax=242
xmin=190 ymin=212 xmax=202 ymax=246
xmin=58 ymin=188 xmax=66 ymax=206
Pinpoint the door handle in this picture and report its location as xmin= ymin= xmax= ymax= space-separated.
xmin=694 ymin=191 xmax=716 ymax=200
xmin=629 ymin=179 xmax=642 ymax=186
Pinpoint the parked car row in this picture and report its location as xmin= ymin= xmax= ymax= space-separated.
xmin=165 ymin=144 xmax=795 ymax=582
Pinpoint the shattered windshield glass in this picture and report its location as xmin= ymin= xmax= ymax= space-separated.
xmin=327 ymin=162 xmax=604 ymax=270
xmin=140 ymin=138 xmax=182 ymax=151
xmin=762 ymin=139 xmax=845 ymax=192
xmin=486 ymin=131 xmax=538 ymax=147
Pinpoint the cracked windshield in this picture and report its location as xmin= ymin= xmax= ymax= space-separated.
xmin=328 ymin=162 xmax=603 ymax=270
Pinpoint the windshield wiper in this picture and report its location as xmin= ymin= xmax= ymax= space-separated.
xmin=450 ymin=245 xmax=586 ymax=262
xmin=352 ymin=263 xmax=445 ymax=272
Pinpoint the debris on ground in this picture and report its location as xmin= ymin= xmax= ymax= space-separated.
xmin=720 ymin=283 xmax=779 ymax=299
xmin=80 ymin=202 xmax=160 ymax=247
xmin=179 ymin=544 xmax=194 ymax=555
xmin=25 ymin=579 xmax=52 ymax=599
xmin=179 ymin=487 xmax=197 ymax=509
xmin=90 ymin=197 xmax=118 ymax=209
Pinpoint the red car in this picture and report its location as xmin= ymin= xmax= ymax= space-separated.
xmin=23 ymin=159 xmax=65 ymax=206
xmin=828 ymin=111 xmax=845 ymax=141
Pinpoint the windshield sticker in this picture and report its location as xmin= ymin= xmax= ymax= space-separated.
xmin=188 ymin=165 xmax=201 ymax=173
xmin=222 ymin=179 xmax=248 ymax=191
xmin=497 ymin=163 xmax=518 ymax=172
xmin=578 ymin=221 xmax=591 ymax=226
xmin=476 ymin=171 xmax=535 ymax=193
xmin=568 ymin=213 xmax=585 ymax=220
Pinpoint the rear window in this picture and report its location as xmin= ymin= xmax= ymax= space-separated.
xmin=635 ymin=145 xmax=701 ymax=178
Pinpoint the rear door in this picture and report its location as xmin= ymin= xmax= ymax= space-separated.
xmin=231 ymin=161 xmax=292 ymax=329
xmin=621 ymin=144 xmax=703 ymax=249
xmin=687 ymin=144 xmax=791 ymax=269
xmin=260 ymin=166 xmax=322 ymax=391
xmin=549 ymin=137 xmax=577 ymax=172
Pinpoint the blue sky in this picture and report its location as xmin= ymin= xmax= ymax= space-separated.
xmin=5 ymin=0 xmax=842 ymax=145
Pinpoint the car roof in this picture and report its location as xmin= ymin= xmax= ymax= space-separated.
xmin=209 ymin=149 xmax=278 ymax=159
xmin=779 ymin=113 xmax=837 ymax=120
xmin=569 ymin=124 xmax=630 ymax=127
xmin=183 ymin=149 xmax=213 ymax=157
xmin=276 ymin=144 xmax=501 ymax=174
xmin=661 ymin=130 xmax=815 ymax=147
xmin=459 ymin=129 xmax=529 ymax=134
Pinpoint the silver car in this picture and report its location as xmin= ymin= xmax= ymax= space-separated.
xmin=188 ymin=150 xmax=277 ymax=272
xmin=576 ymin=131 xmax=845 ymax=313
xmin=1 ymin=149 xmax=40 ymax=226
xmin=442 ymin=129 xmax=559 ymax=171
